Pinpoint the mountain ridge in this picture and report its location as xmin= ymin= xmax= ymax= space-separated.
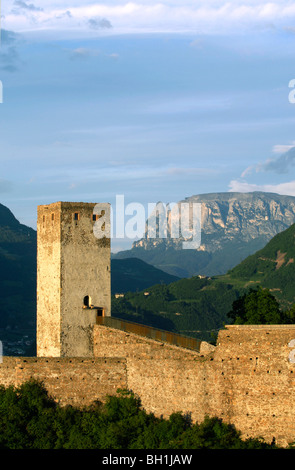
xmin=114 ymin=191 xmax=295 ymax=277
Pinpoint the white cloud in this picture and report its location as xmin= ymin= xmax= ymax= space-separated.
xmin=69 ymin=47 xmax=101 ymax=59
xmin=240 ymin=144 xmax=295 ymax=178
xmin=272 ymin=142 xmax=295 ymax=154
xmin=228 ymin=179 xmax=295 ymax=196
xmin=4 ymin=1 xmax=295 ymax=37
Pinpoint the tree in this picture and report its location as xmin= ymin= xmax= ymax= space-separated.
xmin=227 ymin=287 xmax=281 ymax=325
xmin=281 ymin=304 xmax=295 ymax=324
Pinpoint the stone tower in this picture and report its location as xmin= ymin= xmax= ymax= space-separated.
xmin=37 ymin=201 xmax=111 ymax=358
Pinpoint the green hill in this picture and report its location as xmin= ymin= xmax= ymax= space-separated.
xmin=0 ymin=204 xmax=36 ymax=331
xmin=112 ymin=222 xmax=295 ymax=341
xmin=112 ymin=275 xmax=242 ymax=342
xmin=225 ymin=222 xmax=295 ymax=307
xmin=111 ymin=258 xmax=179 ymax=293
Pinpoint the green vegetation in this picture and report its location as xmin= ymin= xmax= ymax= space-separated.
xmin=228 ymin=287 xmax=281 ymax=325
xmin=111 ymin=258 xmax=180 ymax=293
xmin=114 ymin=245 xmax=213 ymax=278
xmin=112 ymin=277 xmax=242 ymax=343
xmin=113 ymin=223 xmax=295 ymax=339
xmin=0 ymin=380 xmax=277 ymax=449
xmin=114 ymin=237 xmax=269 ymax=278
xmin=112 ymin=278 xmax=295 ymax=342
xmin=0 ymin=204 xmax=36 ymax=336
xmin=227 ymin=222 xmax=295 ymax=307
xmin=228 ymin=287 xmax=295 ymax=325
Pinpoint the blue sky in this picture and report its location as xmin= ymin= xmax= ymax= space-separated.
xmin=1 ymin=0 xmax=295 ymax=250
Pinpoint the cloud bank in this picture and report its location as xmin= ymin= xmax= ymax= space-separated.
xmin=231 ymin=145 xmax=295 ymax=197
xmin=4 ymin=1 xmax=295 ymax=37
xmin=241 ymin=146 xmax=295 ymax=179
xmin=228 ymin=179 xmax=295 ymax=197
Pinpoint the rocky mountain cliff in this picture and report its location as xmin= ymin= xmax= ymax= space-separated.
xmin=114 ymin=192 xmax=295 ymax=277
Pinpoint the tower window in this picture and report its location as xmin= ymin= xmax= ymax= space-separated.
xmin=74 ymin=212 xmax=80 ymax=221
xmin=51 ymin=213 xmax=55 ymax=221
xmin=83 ymin=296 xmax=91 ymax=308
xmin=92 ymin=214 xmax=99 ymax=221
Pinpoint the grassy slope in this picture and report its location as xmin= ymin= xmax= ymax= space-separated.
xmin=112 ymin=223 xmax=295 ymax=341
xmin=226 ymin=222 xmax=295 ymax=307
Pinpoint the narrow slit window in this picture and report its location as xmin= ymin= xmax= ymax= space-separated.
xmin=74 ymin=212 xmax=80 ymax=221
xmin=51 ymin=213 xmax=55 ymax=221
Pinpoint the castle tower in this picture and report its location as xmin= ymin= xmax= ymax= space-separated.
xmin=37 ymin=202 xmax=111 ymax=357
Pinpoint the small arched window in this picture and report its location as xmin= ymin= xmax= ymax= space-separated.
xmin=83 ymin=295 xmax=91 ymax=308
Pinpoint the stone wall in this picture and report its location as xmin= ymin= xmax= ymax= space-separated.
xmin=213 ymin=325 xmax=295 ymax=447
xmin=0 ymin=356 xmax=127 ymax=407
xmin=1 ymin=325 xmax=295 ymax=447
xmin=93 ymin=323 xmax=295 ymax=446
xmin=93 ymin=324 xmax=215 ymax=421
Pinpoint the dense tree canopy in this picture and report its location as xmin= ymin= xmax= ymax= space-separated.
xmin=227 ymin=286 xmax=295 ymax=325
xmin=227 ymin=287 xmax=282 ymax=325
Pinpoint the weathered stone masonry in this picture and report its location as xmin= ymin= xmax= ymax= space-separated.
xmin=93 ymin=323 xmax=295 ymax=447
xmin=1 ymin=324 xmax=295 ymax=447
xmin=0 ymin=356 xmax=127 ymax=407
xmin=37 ymin=202 xmax=111 ymax=358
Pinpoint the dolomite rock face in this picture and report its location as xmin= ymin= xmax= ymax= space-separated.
xmin=134 ymin=192 xmax=295 ymax=253
xmin=116 ymin=192 xmax=295 ymax=277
